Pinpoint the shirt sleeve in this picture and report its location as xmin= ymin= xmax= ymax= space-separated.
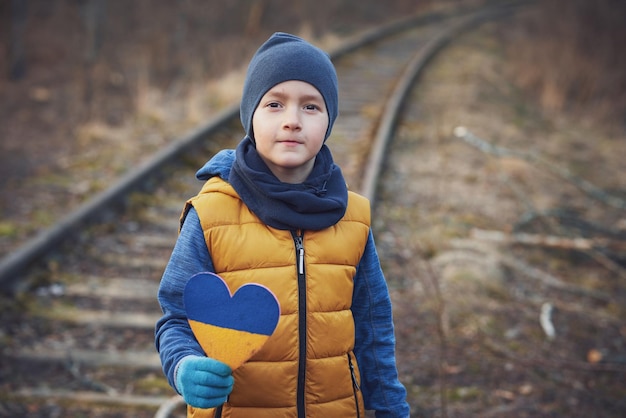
xmin=155 ymin=207 xmax=215 ymax=392
xmin=352 ymin=229 xmax=410 ymax=418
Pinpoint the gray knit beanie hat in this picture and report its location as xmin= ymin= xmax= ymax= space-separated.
xmin=240 ymin=32 xmax=339 ymax=142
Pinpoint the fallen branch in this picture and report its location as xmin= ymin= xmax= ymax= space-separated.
xmin=514 ymin=208 xmax=623 ymax=238
xmin=471 ymin=228 xmax=626 ymax=252
xmin=453 ymin=126 xmax=626 ymax=210
xmin=470 ymin=228 xmax=626 ymax=280
xmin=498 ymin=253 xmax=611 ymax=301
xmin=471 ymin=228 xmax=594 ymax=250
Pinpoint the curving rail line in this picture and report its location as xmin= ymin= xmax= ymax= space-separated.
xmin=0 ymin=3 xmax=524 ymax=417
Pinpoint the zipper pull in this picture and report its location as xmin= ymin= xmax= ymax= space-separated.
xmin=294 ymin=232 xmax=304 ymax=275
xmin=298 ymin=246 xmax=304 ymax=275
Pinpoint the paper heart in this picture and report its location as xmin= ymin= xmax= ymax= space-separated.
xmin=184 ymin=272 xmax=280 ymax=370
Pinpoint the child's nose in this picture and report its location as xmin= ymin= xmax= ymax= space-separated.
xmin=282 ymin=107 xmax=302 ymax=130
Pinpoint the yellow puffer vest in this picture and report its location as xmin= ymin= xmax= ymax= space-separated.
xmin=183 ymin=176 xmax=370 ymax=418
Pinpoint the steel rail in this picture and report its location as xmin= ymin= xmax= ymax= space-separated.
xmin=0 ymin=105 xmax=238 ymax=291
xmin=361 ymin=5 xmax=522 ymax=203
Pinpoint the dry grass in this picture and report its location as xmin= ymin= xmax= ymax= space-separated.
xmin=504 ymin=0 xmax=626 ymax=127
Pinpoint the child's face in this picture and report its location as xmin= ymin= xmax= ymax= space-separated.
xmin=252 ymin=80 xmax=329 ymax=184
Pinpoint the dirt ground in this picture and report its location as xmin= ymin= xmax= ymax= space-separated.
xmin=376 ymin=15 xmax=626 ymax=417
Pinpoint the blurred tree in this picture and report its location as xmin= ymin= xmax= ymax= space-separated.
xmin=507 ymin=0 xmax=626 ymax=124
xmin=245 ymin=0 xmax=266 ymax=37
xmin=9 ymin=0 xmax=27 ymax=80
xmin=80 ymin=0 xmax=106 ymax=110
xmin=81 ymin=0 xmax=106 ymax=64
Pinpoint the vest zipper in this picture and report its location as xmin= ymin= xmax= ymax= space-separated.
xmin=292 ymin=230 xmax=307 ymax=418
xmin=348 ymin=353 xmax=361 ymax=418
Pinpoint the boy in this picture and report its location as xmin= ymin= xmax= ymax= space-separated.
xmin=155 ymin=32 xmax=410 ymax=417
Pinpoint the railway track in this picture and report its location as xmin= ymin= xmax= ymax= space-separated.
xmin=0 ymin=3 xmax=524 ymax=417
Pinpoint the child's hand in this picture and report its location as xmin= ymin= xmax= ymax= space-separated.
xmin=176 ymin=355 xmax=234 ymax=409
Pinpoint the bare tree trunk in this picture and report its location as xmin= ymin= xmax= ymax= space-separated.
xmin=81 ymin=0 xmax=106 ymax=64
xmin=245 ymin=0 xmax=266 ymax=37
xmin=80 ymin=0 xmax=106 ymax=112
xmin=9 ymin=0 xmax=27 ymax=80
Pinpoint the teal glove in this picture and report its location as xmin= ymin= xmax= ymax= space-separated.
xmin=176 ymin=356 xmax=234 ymax=409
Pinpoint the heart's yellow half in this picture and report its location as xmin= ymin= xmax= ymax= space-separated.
xmin=188 ymin=319 xmax=271 ymax=370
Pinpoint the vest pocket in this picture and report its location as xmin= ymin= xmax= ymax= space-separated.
xmin=347 ymin=353 xmax=362 ymax=418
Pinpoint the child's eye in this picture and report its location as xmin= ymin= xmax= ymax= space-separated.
xmin=304 ymin=104 xmax=320 ymax=111
xmin=267 ymin=102 xmax=281 ymax=108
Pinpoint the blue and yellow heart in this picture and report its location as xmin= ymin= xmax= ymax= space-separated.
xmin=184 ymin=272 xmax=280 ymax=370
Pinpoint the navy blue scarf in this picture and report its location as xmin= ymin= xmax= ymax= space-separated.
xmin=229 ymin=137 xmax=348 ymax=231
